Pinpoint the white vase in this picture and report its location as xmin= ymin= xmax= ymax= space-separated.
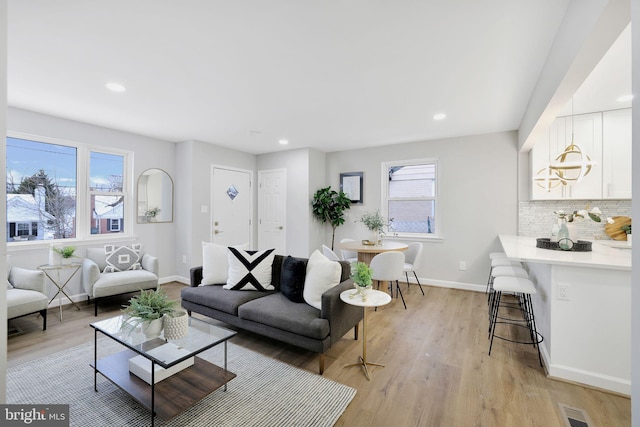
xmin=163 ymin=311 xmax=189 ymax=340
xmin=141 ymin=318 xmax=164 ymax=339
xmin=627 ymin=233 xmax=632 ymax=247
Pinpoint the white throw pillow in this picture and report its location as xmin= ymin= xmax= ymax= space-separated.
xmin=201 ymin=242 xmax=248 ymax=286
xmin=224 ymin=248 xmax=276 ymax=291
xmin=303 ymin=249 xmax=342 ymax=310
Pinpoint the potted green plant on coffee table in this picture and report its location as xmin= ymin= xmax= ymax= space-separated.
xmin=122 ymin=289 xmax=177 ymax=338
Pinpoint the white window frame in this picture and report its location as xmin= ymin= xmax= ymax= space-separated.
xmin=108 ymin=218 xmax=122 ymax=232
xmin=381 ymin=158 xmax=442 ymax=241
xmin=6 ymin=131 xmax=134 ymax=249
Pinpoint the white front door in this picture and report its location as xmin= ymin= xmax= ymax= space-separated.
xmin=258 ymin=169 xmax=286 ymax=254
xmin=210 ymin=166 xmax=253 ymax=247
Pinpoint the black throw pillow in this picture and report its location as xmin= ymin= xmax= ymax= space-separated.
xmin=280 ymin=256 xmax=307 ymax=303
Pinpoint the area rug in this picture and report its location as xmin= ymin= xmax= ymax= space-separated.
xmin=7 ymin=339 xmax=356 ymax=426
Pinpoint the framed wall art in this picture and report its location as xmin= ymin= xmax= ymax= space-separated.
xmin=340 ymin=172 xmax=363 ymax=204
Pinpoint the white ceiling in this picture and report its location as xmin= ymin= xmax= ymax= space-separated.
xmin=6 ymin=1 xmax=587 ymax=154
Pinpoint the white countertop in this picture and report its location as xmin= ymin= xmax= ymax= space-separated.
xmin=499 ymin=235 xmax=632 ymax=271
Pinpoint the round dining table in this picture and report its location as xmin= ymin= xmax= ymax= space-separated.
xmin=339 ymin=240 xmax=408 ymax=265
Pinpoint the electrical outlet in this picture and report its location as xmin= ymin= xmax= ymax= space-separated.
xmin=558 ymin=283 xmax=570 ymax=301
xmin=182 ymin=255 xmax=187 ymax=264
xmin=459 ymin=261 xmax=466 ymax=271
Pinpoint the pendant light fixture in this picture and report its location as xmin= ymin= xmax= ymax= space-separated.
xmin=534 ymin=97 xmax=596 ymax=191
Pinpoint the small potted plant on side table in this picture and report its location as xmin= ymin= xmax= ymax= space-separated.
xmin=122 ymin=289 xmax=177 ymax=338
xmin=53 ymin=246 xmax=77 ymax=265
xmin=351 ymin=262 xmax=374 ymax=301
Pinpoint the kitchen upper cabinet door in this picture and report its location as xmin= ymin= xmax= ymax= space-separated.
xmin=530 ymin=118 xmax=565 ymax=200
xmin=602 ymin=108 xmax=632 ymax=199
xmin=562 ymin=112 xmax=603 ymax=200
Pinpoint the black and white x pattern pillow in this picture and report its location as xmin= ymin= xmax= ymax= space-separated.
xmin=224 ymin=248 xmax=276 ymax=291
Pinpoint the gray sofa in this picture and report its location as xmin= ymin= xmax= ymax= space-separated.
xmin=181 ymin=255 xmax=363 ymax=374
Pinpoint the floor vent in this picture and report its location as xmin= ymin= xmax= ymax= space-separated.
xmin=558 ymin=403 xmax=592 ymax=427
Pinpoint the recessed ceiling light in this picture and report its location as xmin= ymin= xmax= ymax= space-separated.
xmin=617 ymin=94 xmax=634 ymax=103
xmin=105 ymin=82 xmax=126 ymax=93
xmin=278 ymin=139 xmax=289 ymax=146
xmin=433 ymin=113 xmax=447 ymax=121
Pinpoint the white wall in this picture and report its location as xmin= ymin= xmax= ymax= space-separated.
xmin=6 ymin=107 xmax=178 ymax=298
xmin=326 ymin=131 xmax=519 ymax=288
xmin=631 ymin=0 xmax=639 ymax=421
xmin=308 ymin=149 xmax=327 ymax=255
xmin=1 ymin=0 xmax=8 ymax=404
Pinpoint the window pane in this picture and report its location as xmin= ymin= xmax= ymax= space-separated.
xmin=91 ymin=195 xmax=124 ymax=235
xmin=90 ymin=152 xmax=123 ymax=192
xmin=388 ymin=164 xmax=435 ymax=198
xmin=388 ymin=200 xmax=435 ymax=234
xmin=6 ymin=137 xmax=77 ymax=241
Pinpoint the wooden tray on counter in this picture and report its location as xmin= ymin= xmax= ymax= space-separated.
xmin=604 ymin=216 xmax=631 ymax=241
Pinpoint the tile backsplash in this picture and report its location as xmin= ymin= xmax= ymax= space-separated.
xmin=519 ymin=200 xmax=632 ymax=240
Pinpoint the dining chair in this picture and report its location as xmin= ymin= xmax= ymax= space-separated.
xmin=402 ymin=242 xmax=425 ymax=296
xmin=339 ymin=238 xmax=358 ymax=265
xmin=370 ymin=251 xmax=406 ymax=309
xmin=321 ymin=244 xmax=340 ymax=261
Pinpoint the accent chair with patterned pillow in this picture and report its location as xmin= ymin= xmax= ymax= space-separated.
xmin=82 ymin=244 xmax=159 ymax=316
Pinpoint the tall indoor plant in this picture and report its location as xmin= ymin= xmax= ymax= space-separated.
xmin=311 ymin=186 xmax=351 ymax=250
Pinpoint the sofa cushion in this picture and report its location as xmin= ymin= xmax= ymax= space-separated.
xmin=238 ymin=293 xmax=330 ymax=340
xmin=92 ymin=270 xmax=157 ymax=298
xmin=7 ymin=280 xmax=13 ymax=290
xmin=201 ymin=242 xmax=249 ymax=286
xmin=104 ymin=244 xmax=142 ymax=273
xmin=280 ymin=256 xmax=307 ymax=303
xmin=303 ymin=250 xmax=342 ymax=310
xmin=7 ymin=288 xmax=48 ymax=319
xmin=224 ymin=248 xmax=276 ymax=291
xmin=181 ymin=284 xmax=274 ymax=316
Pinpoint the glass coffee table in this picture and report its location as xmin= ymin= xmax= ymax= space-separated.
xmin=90 ymin=315 xmax=237 ymax=426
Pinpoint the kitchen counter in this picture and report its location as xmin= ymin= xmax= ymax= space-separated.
xmin=498 ymin=234 xmax=631 ymax=395
xmin=499 ymin=234 xmax=631 ymax=271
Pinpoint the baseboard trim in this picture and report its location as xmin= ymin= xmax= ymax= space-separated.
xmin=406 ymin=276 xmax=485 ymax=293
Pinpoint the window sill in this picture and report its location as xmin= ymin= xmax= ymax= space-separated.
xmin=7 ymin=235 xmax=138 ymax=253
xmin=382 ymin=234 xmax=443 ymax=243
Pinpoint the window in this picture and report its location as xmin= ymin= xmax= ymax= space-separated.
xmin=382 ymin=159 xmax=438 ymax=238
xmin=6 ymin=134 xmax=131 ymax=243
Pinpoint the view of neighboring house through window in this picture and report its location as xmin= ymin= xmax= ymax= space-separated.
xmin=90 ymin=151 xmax=125 ymax=235
xmin=6 ymin=137 xmax=77 ymax=241
xmin=382 ymin=159 xmax=437 ymax=237
xmin=6 ymin=135 xmax=129 ymax=243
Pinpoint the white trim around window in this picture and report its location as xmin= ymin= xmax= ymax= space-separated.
xmin=381 ymin=158 xmax=442 ymax=241
xmin=6 ymin=131 xmax=135 ymax=249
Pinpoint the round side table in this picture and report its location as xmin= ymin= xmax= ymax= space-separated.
xmin=340 ymin=289 xmax=392 ymax=380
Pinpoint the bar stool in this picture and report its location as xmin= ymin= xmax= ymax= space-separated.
xmin=488 ymin=276 xmax=543 ymax=367
xmin=486 ymin=257 xmax=523 ymax=294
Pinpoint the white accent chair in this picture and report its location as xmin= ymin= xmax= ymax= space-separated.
xmin=321 ymin=245 xmax=340 ymax=261
xmin=7 ymin=266 xmax=48 ymax=331
xmin=370 ymin=251 xmax=406 ymax=309
xmin=402 ymin=242 xmax=425 ymax=296
xmin=82 ymin=247 xmax=159 ymax=316
xmin=339 ymin=238 xmax=358 ymax=266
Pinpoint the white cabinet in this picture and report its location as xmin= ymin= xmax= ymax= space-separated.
xmin=602 ymin=109 xmax=632 ymax=199
xmin=530 ymin=109 xmax=630 ymax=200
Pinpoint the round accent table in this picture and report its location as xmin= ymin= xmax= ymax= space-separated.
xmin=340 ymin=289 xmax=392 ymax=380
xmin=339 ymin=240 xmax=408 ymax=265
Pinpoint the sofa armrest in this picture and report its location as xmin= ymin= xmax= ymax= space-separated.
xmin=9 ymin=267 xmax=45 ymax=293
xmin=321 ymin=278 xmax=364 ymax=346
xmin=190 ymin=266 xmax=203 ymax=287
xmin=81 ymin=257 xmax=101 ymax=297
xmin=141 ymin=253 xmax=158 ymax=276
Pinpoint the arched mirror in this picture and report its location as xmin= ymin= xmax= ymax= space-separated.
xmin=137 ymin=168 xmax=173 ymax=223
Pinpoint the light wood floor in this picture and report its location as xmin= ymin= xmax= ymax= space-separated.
xmin=7 ymin=282 xmax=631 ymax=427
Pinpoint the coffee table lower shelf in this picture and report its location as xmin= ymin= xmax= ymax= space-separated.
xmin=91 ymin=349 xmax=236 ymax=420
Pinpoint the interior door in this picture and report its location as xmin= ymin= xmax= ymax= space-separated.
xmin=258 ymin=169 xmax=286 ymax=254
xmin=210 ymin=166 xmax=252 ymax=247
